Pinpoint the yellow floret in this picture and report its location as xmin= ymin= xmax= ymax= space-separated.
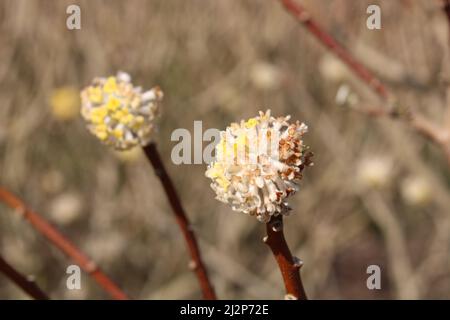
xmin=112 ymin=128 xmax=124 ymax=139
xmin=112 ymin=109 xmax=129 ymax=121
xmin=88 ymin=87 xmax=103 ymax=104
xmin=245 ymin=118 xmax=259 ymax=129
xmin=103 ymin=77 xmax=118 ymax=93
xmin=130 ymin=116 xmax=145 ymax=129
xmin=207 ymin=163 xmax=230 ymax=190
xmin=91 ymin=106 xmax=108 ymax=118
xmin=135 ymin=116 xmax=144 ymax=124
xmin=119 ymin=114 xmax=134 ymax=125
xmin=94 ymin=124 xmax=108 ymax=140
xmin=207 ymin=163 xmax=223 ymax=178
xmin=96 ymin=132 xmax=108 ymax=140
xmin=216 ymin=177 xmax=230 ymax=190
xmin=90 ymin=115 xmax=103 ymax=124
xmin=107 ymin=97 xmax=121 ymax=111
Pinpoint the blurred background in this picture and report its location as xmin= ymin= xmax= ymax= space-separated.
xmin=0 ymin=0 xmax=449 ymax=299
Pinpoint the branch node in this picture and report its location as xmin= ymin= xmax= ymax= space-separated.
xmin=293 ymin=256 xmax=304 ymax=269
xmin=153 ymin=168 xmax=164 ymax=178
xmin=85 ymin=261 xmax=98 ymax=273
xmin=15 ymin=206 xmax=26 ymax=218
xmin=270 ymin=217 xmax=283 ymax=232
xmin=285 ymin=293 xmax=298 ymax=300
xmin=188 ymin=260 xmax=198 ymax=271
xmin=26 ymin=275 xmax=36 ymax=282
xmin=298 ymin=11 xmax=310 ymax=22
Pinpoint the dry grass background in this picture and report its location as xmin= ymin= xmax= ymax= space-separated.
xmin=0 ymin=0 xmax=449 ymax=299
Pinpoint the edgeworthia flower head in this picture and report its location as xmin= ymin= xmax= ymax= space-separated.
xmin=81 ymin=72 xmax=163 ymax=150
xmin=206 ymin=110 xmax=313 ymax=223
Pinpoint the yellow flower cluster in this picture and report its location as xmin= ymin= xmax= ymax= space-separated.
xmin=81 ymin=72 xmax=162 ymax=150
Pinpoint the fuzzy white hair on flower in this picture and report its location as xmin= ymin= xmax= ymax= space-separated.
xmin=81 ymin=71 xmax=163 ymax=150
xmin=205 ymin=110 xmax=313 ymax=223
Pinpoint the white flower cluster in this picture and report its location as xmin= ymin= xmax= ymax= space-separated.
xmin=206 ymin=110 xmax=313 ymax=222
xmin=81 ymin=72 xmax=162 ymax=150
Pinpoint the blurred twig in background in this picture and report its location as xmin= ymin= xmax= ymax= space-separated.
xmin=0 ymin=187 xmax=128 ymax=300
xmin=278 ymin=0 xmax=450 ymax=166
xmin=0 ymin=255 xmax=49 ymax=300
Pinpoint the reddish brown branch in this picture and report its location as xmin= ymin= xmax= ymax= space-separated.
xmin=279 ymin=0 xmax=389 ymax=100
xmin=0 ymin=255 xmax=49 ymax=300
xmin=0 ymin=187 xmax=129 ymax=300
xmin=279 ymin=0 xmax=450 ymax=165
xmin=264 ymin=215 xmax=307 ymax=300
xmin=143 ymin=142 xmax=216 ymax=300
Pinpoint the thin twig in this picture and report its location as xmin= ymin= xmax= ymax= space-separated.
xmin=278 ymin=0 xmax=450 ymax=165
xmin=143 ymin=142 xmax=216 ymax=300
xmin=0 ymin=255 xmax=49 ymax=300
xmin=0 ymin=187 xmax=129 ymax=300
xmin=264 ymin=215 xmax=307 ymax=300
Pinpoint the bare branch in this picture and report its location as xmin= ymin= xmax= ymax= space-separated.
xmin=143 ymin=143 xmax=216 ymax=300
xmin=0 ymin=255 xmax=49 ymax=300
xmin=0 ymin=187 xmax=128 ymax=300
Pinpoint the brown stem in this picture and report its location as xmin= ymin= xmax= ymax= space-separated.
xmin=0 ymin=187 xmax=129 ymax=300
xmin=142 ymin=142 xmax=216 ymax=300
xmin=0 ymin=255 xmax=49 ymax=300
xmin=264 ymin=215 xmax=307 ymax=300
